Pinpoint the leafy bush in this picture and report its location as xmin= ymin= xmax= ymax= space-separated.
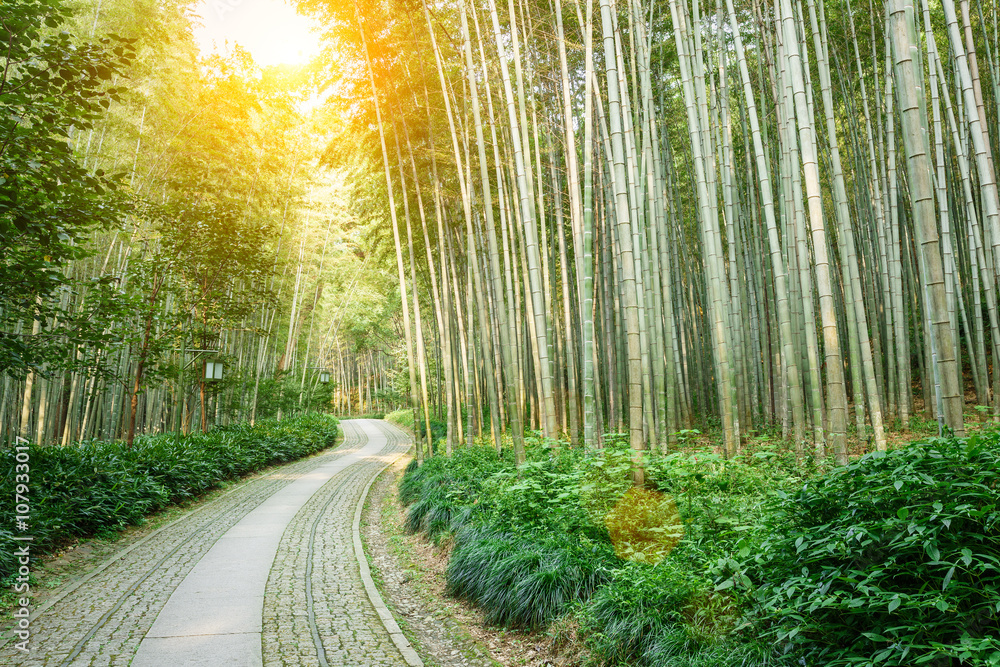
xmin=733 ymin=431 xmax=1000 ymax=666
xmin=447 ymin=524 xmax=613 ymax=629
xmin=0 ymin=413 xmax=339 ymax=579
xmin=647 ymin=442 xmax=804 ymax=570
xmin=578 ymin=442 xmax=633 ymax=527
xmin=485 ymin=448 xmax=597 ymax=536
xmin=603 ymin=487 xmax=685 ymax=564
xmin=581 ymin=558 xmax=753 ymax=666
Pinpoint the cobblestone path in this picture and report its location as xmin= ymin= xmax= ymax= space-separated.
xmin=1 ymin=419 xmax=419 ymax=667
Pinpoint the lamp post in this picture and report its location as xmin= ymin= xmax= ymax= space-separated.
xmin=204 ymin=360 xmax=224 ymax=381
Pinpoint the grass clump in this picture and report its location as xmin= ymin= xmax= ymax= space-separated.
xmin=399 ymin=444 xmax=508 ymax=540
xmin=0 ymin=413 xmax=339 ymax=579
xmin=447 ymin=525 xmax=613 ymax=629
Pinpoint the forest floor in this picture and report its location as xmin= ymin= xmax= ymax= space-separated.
xmin=362 ymin=458 xmax=585 ymax=667
xmin=367 ymin=398 xmax=999 ymax=667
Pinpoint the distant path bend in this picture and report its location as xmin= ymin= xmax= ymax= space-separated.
xmin=2 ymin=419 xmax=420 ymax=667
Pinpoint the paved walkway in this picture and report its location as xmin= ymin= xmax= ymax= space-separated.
xmin=2 ymin=419 xmax=421 ymax=667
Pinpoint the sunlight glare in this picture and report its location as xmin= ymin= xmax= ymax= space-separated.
xmin=190 ymin=0 xmax=322 ymax=67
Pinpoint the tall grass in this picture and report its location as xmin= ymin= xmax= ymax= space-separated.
xmin=447 ymin=525 xmax=613 ymax=629
xmin=399 ymin=444 xmax=509 ymax=539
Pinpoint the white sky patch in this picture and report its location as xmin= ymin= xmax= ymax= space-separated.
xmin=189 ymin=0 xmax=322 ymax=66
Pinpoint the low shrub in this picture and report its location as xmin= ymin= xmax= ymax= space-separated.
xmin=447 ymin=524 xmax=613 ymax=629
xmin=733 ymin=430 xmax=1000 ymax=666
xmin=400 ymin=444 xmax=508 ymax=540
xmin=484 ymin=447 xmax=598 ymax=536
xmin=647 ymin=443 xmax=804 ymax=570
xmin=582 ymin=558 xmax=754 ymax=666
xmin=603 ymin=486 xmax=685 ymax=564
xmin=578 ymin=442 xmax=633 ymax=528
xmin=0 ymin=413 xmax=339 ymax=579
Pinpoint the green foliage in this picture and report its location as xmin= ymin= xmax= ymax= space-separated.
xmin=0 ymin=413 xmax=338 ymax=579
xmin=570 ymin=440 xmax=803 ymax=666
xmin=582 ymin=560 xmax=698 ymax=663
xmin=578 ymin=442 xmax=633 ymax=526
xmin=253 ymin=376 xmax=333 ymax=420
xmin=384 ymin=409 xmax=413 ymax=428
xmin=415 ymin=418 xmax=448 ymax=452
xmin=582 ymin=559 xmax=759 ymax=666
xmin=400 ymin=433 xmax=992 ymax=665
xmin=733 ymin=431 xmax=1000 ymax=666
xmin=647 ymin=440 xmax=806 ymax=570
xmin=397 ymin=438 xmax=787 ymax=648
xmin=399 ymin=444 xmax=507 ymax=539
xmin=485 ymin=446 xmax=598 ymax=536
xmin=447 ymin=525 xmax=613 ymax=629
xmin=0 ymin=0 xmax=136 ymax=374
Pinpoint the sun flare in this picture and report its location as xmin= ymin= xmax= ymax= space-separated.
xmin=189 ymin=0 xmax=322 ymax=67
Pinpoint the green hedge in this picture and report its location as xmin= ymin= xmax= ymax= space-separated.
xmin=0 ymin=413 xmax=339 ymax=580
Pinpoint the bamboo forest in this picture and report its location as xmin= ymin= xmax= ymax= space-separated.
xmin=3 ymin=0 xmax=1000 ymax=664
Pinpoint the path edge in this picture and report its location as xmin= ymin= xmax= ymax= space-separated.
xmin=1 ymin=426 xmax=347 ymax=651
xmin=352 ymin=425 xmax=424 ymax=667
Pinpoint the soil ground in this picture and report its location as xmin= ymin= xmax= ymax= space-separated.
xmin=361 ymin=457 xmax=589 ymax=667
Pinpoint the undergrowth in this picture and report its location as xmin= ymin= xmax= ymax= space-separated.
xmin=399 ymin=427 xmax=1000 ymax=667
xmin=726 ymin=429 xmax=1000 ymax=666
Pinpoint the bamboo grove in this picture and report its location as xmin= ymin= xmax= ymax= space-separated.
xmin=319 ymin=0 xmax=1000 ymax=471
xmin=1 ymin=0 xmax=405 ymax=447
xmin=3 ymin=0 xmax=1000 ymax=470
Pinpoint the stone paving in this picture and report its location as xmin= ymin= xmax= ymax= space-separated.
xmin=0 ymin=419 xmax=417 ymax=667
xmin=262 ymin=421 xmax=413 ymax=667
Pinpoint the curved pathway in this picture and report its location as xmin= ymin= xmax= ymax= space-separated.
xmin=2 ymin=419 xmax=421 ymax=667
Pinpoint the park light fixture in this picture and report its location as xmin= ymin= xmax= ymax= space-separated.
xmin=319 ymin=370 xmax=331 ymax=384
xmin=204 ymin=360 xmax=224 ymax=381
